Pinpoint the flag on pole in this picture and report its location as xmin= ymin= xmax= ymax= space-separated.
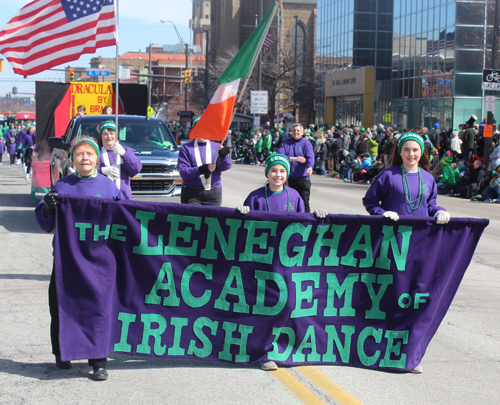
xmin=189 ymin=2 xmax=278 ymax=141
xmin=0 ymin=0 xmax=117 ymax=76
xmin=263 ymin=35 xmax=275 ymax=50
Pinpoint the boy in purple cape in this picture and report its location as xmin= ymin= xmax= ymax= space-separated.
xmin=363 ymin=132 xmax=451 ymax=373
xmin=35 ymin=137 xmax=124 ymax=381
xmin=236 ymin=153 xmax=328 ymax=371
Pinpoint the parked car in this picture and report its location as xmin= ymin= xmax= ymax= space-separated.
xmin=48 ymin=115 xmax=182 ymax=197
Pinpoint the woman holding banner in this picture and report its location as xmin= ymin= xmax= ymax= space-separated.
xmin=236 ymin=153 xmax=328 ymax=371
xmin=97 ymin=120 xmax=142 ymax=200
xmin=35 ymin=137 xmax=124 ymax=381
xmin=362 ymin=132 xmax=451 ymax=373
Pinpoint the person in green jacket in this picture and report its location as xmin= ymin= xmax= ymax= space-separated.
xmin=255 ymin=132 xmax=263 ymax=165
xmin=367 ymin=132 xmax=379 ymax=160
xmin=437 ymin=162 xmax=459 ymax=194
xmin=262 ymin=129 xmax=273 ymax=160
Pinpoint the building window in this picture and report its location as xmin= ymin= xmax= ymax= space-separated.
xmin=205 ymin=2 xmax=209 ymax=6
xmin=292 ymin=22 xmax=306 ymax=77
xmin=205 ymin=15 xmax=209 ymax=19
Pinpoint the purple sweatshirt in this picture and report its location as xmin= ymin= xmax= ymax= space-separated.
xmin=244 ymin=185 xmax=305 ymax=213
xmin=363 ymin=166 xmax=445 ymax=217
xmin=35 ymin=173 xmax=124 ymax=233
xmin=23 ymin=134 xmax=33 ymax=150
xmin=278 ymin=137 xmax=315 ymax=179
xmin=177 ymin=140 xmax=232 ymax=188
xmin=97 ymin=146 xmax=142 ymax=200
xmin=0 ymin=140 xmax=5 ymax=154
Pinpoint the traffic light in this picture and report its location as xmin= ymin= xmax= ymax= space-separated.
xmin=0 ymin=59 xmax=4 ymax=72
xmin=34 ymin=93 xmax=36 ymax=100
xmin=8 ymin=92 xmax=11 ymax=98
xmin=182 ymin=69 xmax=192 ymax=83
xmin=69 ymin=68 xmax=74 ymax=81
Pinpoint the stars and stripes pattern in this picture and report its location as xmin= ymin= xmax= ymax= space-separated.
xmin=263 ymin=34 xmax=275 ymax=50
xmin=0 ymin=0 xmax=117 ymax=76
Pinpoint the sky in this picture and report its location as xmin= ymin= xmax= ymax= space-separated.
xmin=0 ymin=0 xmax=192 ymax=98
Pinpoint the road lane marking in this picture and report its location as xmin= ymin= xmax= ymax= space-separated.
xmin=271 ymin=368 xmax=327 ymax=404
xmin=296 ymin=366 xmax=363 ymax=405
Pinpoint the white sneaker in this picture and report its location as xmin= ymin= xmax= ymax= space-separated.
xmin=409 ymin=364 xmax=423 ymax=374
xmin=260 ymin=361 xmax=278 ymax=371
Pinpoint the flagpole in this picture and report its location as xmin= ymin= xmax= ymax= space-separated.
xmin=232 ymin=2 xmax=278 ymax=121
xmin=276 ymin=1 xmax=282 ymax=128
xmin=114 ymin=0 xmax=119 ymax=135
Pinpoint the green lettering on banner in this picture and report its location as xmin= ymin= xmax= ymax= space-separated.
xmin=307 ymin=224 xmax=346 ymax=266
xmin=181 ymin=263 xmax=213 ymax=308
xmin=187 ymin=317 xmax=219 ymax=358
xmin=214 ymin=266 xmax=250 ymax=313
xmin=253 ymin=270 xmax=288 ymax=316
xmin=323 ymin=324 xmax=355 ymax=363
xmin=324 ymin=273 xmax=359 ymax=317
xmin=340 ymin=224 xmax=374 ymax=268
xmin=110 ymin=224 xmax=127 ymax=242
xmin=379 ymin=330 xmax=409 ymax=368
xmin=133 ymin=210 xmax=163 ymax=255
xmin=200 ymin=217 xmax=242 ymax=260
xmin=279 ymin=223 xmax=312 ymax=267
xmin=74 ymin=222 xmax=91 ymax=241
xmin=167 ymin=317 xmax=189 ymax=356
xmin=268 ymin=327 xmax=295 ymax=361
xmin=290 ymin=272 xmax=320 ymax=318
xmin=357 ymin=326 xmax=382 ymax=366
xmin=113 ymin=312 xmax=136 ymax=352
xmin=292 ymin=325 xmax=321 ymax=362
xmin=414 ymin=293 xmax=429 ymax=309
xmin=144 ymin=262 xmax=181 ymax=307
xmin=374 ymin=225 xmax=412 ymax=271
xmin=137 ymin=313 xmax=167 ymax=356
xmin=93 ymin=224 xmax=110 ymax=241
xmin=398 ymin=293 xmax=412 ymax=308
xmin=239 ymin=221 xmax=277 ymax=264
xmin=361 ymin=273 xmax=393 ymax=320
xmin=218 ymin=322 xmax=253 ymax=362
xmin=164 ymin=214 xmax=201 ymax=256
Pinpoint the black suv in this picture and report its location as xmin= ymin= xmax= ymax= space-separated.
xmin=48 ymin=115 xmax=182 ymax=197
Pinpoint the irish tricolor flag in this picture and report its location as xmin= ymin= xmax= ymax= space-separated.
xmin=189 ymin=2 xmax=278 ymax=141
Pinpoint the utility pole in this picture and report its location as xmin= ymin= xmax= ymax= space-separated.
xmin=486 ymin=0 xmax=500 ymax=170
xmin=185 ymin=42 xmax=189 ymax=111
xmin=258 ymin=0 xmax=263 ymax=91
xmin=148 ymin=43 xmax=152 ymax=107
xmin=204 ymin=30 xmax=210 ymax=109
xmin=293 ymin=15 xmax=299 ymax=120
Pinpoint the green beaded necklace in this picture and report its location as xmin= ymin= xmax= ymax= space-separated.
xmin=401 ymin=165 xmax=424 ymax=211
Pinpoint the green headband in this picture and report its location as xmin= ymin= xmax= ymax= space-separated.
xmin=99 ymin=120 xmax=116 ymax=133
xmin=265 ymin=153 xmax=290 ymax=178
xmin=71 ymin=137 xmax=100 ymax=160
xmin=397 ymin=132 xmax=424 ymax=154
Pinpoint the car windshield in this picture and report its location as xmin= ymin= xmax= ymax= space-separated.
xmin=75 ymin=118 xmax=178 ymax=151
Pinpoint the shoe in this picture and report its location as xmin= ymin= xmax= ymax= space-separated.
xmin=484 ymin=199 xmax=492 ymax=203
xmin=260 ymin=361 xmax=278 ymax=371
xmin=93 ymin=367 xmax=108 ymax=380
xmin=409 ymin=364 xmax=423 ymax=374
xmin=343 ymin=178 xmax=348 ymax=182
xmin=494 ymin=199 xmax=500 ymax=204
xmin=55 ymin=356 xmax=72 ymax=370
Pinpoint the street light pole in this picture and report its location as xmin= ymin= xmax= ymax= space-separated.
xmin=293 ymin=15 xmax=299 ymax=120
xmin=204 ymin=30 xmax=210 ymax=108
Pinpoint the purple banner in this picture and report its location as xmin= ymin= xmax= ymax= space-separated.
xmin=54 ymin=195 xmax=488 ymax=371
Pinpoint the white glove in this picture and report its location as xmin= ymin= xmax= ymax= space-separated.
xmin=383 ymin=211 xmax=399 ymax=221
xmin=113 ymin=142 xmax=126 ymax=156
xmin=434 ymin=210 xmax=450 ymax=224
xmin=102 ymin=166 xmax=120 ymax=178
xmin=236 ymin=206 xmax=250 ymax=215
xmin=313 ymin=209 xmax=328 ymax=218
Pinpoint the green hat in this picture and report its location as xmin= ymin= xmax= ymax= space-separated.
xmin=99 ymin=120 xmax=116 ymax=133
xmin=71 ymin=137 xmax=100 ymax=160
xmin=397 ymin=132 xmax=424 ymax=154
xmin=265 ymin=153 xmax=290 ymax=178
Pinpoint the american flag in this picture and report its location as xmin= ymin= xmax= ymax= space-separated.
xmin=263 ymin=34 xmax=275 ymax=50
xmin=426 ymin=39 xmax=455 ymax=55
xmin=0 ymin=0 xmax=117 ymax=76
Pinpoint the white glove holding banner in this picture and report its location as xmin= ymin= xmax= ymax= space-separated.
xmin=313 ymin=209 xmax=328 ymax=218
xmin=102 ymin=166 xmax=120 ymax=178
xmin=113 ymin=142 xmax=126 ymax=157
xmin=236 ymin=206 xmax=250 ymax=215
xmin=383 ymin=211 xmax=399 ymax=221
xmin=434 ymin=210 xmax=451 ymax=224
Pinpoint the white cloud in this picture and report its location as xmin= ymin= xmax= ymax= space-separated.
xmin=118 ymin=0 xmax=191 ymax=26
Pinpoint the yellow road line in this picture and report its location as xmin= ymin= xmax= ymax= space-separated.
xmin=296 ymin=366 xmax=364 ymax=405
xmin=271 ymin=368 xmax=327 ymax=404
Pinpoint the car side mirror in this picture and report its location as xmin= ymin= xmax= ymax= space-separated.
xmin=48 ymin=137 xmax=70 ymax=150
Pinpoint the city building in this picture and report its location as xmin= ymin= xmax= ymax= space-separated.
xmin=190 ymin=0 xmax=211 ymax=54
xmin=317 ymin=0 xmax=499 ymax=131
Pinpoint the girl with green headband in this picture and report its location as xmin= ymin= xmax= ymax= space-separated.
xmin=236 ymin=153 xmax=328 ymax=372
xmin=363 ymin=132 xmax=450 ymax=224
xmin=35 ymin=136 xmax=123 ymax=381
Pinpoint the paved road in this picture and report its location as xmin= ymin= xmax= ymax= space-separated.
xmin=1 ymin=163 xmax=499 ymax=405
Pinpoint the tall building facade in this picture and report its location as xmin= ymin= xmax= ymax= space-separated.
xmin=190 ymin=0 xmax=211 ymax=54
xmin=317 ymin=0 xmax=499 ymax=131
